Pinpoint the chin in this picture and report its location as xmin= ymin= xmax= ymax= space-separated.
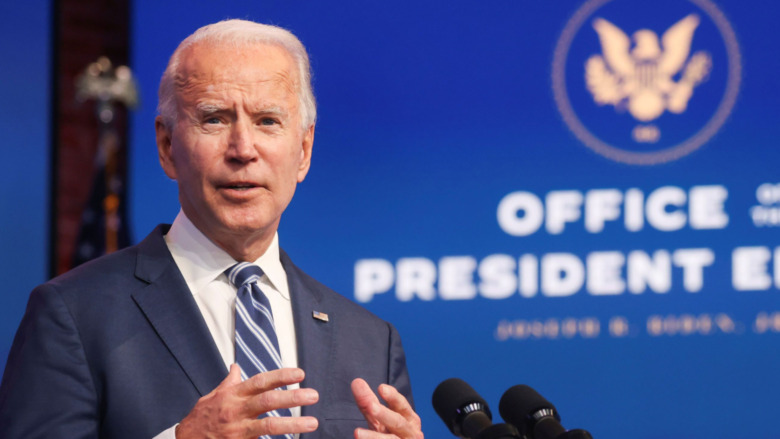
xmin=219 ymin=212 xmax=277 ymax=236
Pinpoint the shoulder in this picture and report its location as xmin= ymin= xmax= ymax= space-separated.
xmin=18 ymin=225 xmax=185 ymax=360
xmin=41 ymin=225 xmax=173 ymax=304
xmin=52 ymin=244 xmax=139 ymax=288
xmin=280 ymin=249 xmax=393 ymax=328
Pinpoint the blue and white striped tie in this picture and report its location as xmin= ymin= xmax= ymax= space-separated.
xmin=227 ymin=262 xmax=293 ymax=439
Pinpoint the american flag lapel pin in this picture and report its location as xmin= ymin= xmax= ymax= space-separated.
xmin=312 ymin=311 xmax=329 ymax=322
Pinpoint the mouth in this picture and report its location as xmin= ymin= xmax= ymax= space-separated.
xmin=217 ymin=181 xmax=266 ymax=200
xmin=220 ymin=181 xmax=261 ymax=190
xmin=224 ymin=183 xmax=258 ymax=190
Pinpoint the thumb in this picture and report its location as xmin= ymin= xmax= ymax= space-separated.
xmin=221 ymin=363 xmax=243 ymax=387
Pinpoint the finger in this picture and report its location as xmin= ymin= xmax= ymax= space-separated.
xmin=366 ymin=405 xmax=418 ymax=439
xmin=353 ymin=380 xmax=422 ymax=439
xmin=351 ymin=378 xmax=384 ymax=431
xmin=378 ymin=384 xmax=421 ymax=428
xmin=236 ymin=367 xmax=306 ymax=397
xmin=246 ymin=415 xmax=319 ymax=437
xmin=245 ymin=387 xmax=319 ymax=417
xmin=354 ymin=426 xmax=399 ymax=439
xmin=352 ymin=379 xmax=418 ymax=438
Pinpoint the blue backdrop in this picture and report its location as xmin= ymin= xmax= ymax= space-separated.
xmin=3 ymin=1 xmax=780 ymax=438
xmin=0 ymin=0 xmax=50 ymax=383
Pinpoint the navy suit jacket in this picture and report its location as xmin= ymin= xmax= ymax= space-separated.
xmin=0 ymin=226 xmax=413 ymax=438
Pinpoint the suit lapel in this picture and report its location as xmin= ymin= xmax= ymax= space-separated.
xmin=131 ymin=226 xmax=227 ymax=397
xmin=282 ymin=250 xmax=334 ymax=418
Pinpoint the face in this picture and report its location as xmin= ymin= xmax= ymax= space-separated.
xmin=156 ymin=42 xmax=314 ymax=258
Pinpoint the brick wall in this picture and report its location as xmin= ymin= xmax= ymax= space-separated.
xmin=51 ymin=0 xmax=131 ymax=275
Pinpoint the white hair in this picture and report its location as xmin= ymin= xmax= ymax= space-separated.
xmin=157 ymin=19 xmax=316 ymax=130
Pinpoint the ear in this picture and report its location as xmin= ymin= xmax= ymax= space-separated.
xmin=155 ymin=116 xmax=178 ymax=180
xmin=296 ymin=124 xmax=315 ymax=183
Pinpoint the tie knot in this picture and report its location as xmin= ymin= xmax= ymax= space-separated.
xmin=226 ymin=262 xmax=264 ymax=289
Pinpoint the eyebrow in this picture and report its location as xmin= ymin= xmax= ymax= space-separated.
xmin=194 ymin=103 xmax=289 ymax=119
xmin=253 ymin=106 xmax=289 ymax=118
xmin=194 ymin=103 xmax=224 ymax=115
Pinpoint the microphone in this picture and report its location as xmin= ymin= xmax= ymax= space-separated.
xmin=498 ymin=385 xmax=592 ymax=439
xmin=432 ymin=378 xmax=520 ymax=439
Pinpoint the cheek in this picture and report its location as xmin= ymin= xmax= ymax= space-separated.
xmin=172 ymin=137 xmax=217 ymax=181
xmin=266 ymin=143 xmax=300 ymax=175
xmin=283 ymin=138 xmax=304 ymax=169
xmin=284 ymin=152 xmax=304 ymax=182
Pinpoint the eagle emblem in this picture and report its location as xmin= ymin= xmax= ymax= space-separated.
xmin=585 ymin=14 xmax=712 ymax=126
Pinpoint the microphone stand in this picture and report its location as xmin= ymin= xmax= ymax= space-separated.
xmin=556 ymin=429 xmax=593 ymax=439
xmin=475 ymin=423 xmax=522 ymax=439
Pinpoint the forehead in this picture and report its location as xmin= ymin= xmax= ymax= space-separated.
xmin=174 ymin=42 xmax=299 ymax=105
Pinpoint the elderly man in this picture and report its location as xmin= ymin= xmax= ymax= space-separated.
xmin=0 ymin=19 xmax=423 ymax=439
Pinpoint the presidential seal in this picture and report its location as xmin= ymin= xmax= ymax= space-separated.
xmin=552 ymin=0 xmax=741 ymax=165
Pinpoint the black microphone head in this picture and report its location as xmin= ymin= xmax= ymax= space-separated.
xmin=498 ymin=385 xmax=560 ymax=436
xmin=432 ymin=378 xmax=492 ymax=437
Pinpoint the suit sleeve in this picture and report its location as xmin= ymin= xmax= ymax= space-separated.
xmin=387 ymin=322 xmax=415 ymax=409
xmin=0 ymin=284 xmax=100 ymax=438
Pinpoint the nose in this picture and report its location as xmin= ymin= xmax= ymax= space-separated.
xmin=226 ymin=119 xmax=258 ymax=163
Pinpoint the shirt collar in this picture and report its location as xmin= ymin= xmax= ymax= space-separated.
xmin=165 ymin=210 xmax=289 ymax=299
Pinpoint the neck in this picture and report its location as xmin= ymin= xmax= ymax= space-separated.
xmin=181 ymin=211 xmax=278 ymax=262
xmin=213 ymin=229 xmax=275 ymax=262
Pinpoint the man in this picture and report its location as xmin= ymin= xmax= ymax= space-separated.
xmin=0 ymin=19 xmax=424 ymax=439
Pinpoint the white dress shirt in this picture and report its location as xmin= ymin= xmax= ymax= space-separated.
xmin=154 ymin=210 xmax=300 ymax=438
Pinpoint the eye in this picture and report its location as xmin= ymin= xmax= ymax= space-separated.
xmin=205 ymin=117 xmax=222 ymax=125
xmin=260 ymin=117 xmax=279 ymax=126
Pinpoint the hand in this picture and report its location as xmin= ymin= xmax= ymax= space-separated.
xmin=176 ymin=364 xmax=319 ymax=439
xmin=351 ymin=378 xmax=424 ymax=439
